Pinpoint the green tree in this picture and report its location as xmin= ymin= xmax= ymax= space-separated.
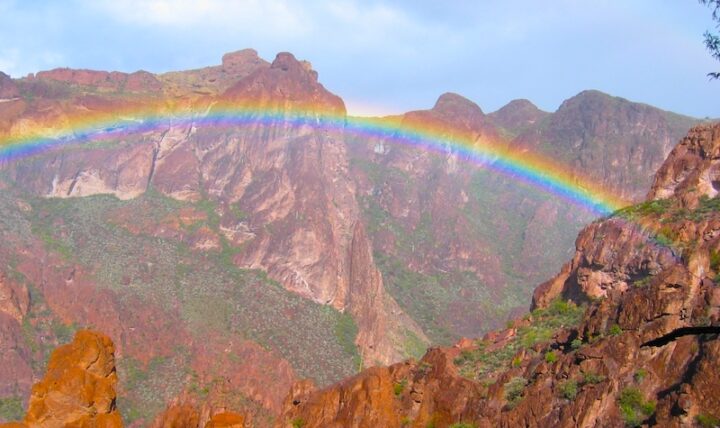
xmin=700 ymin=0 xmax=720 ymax=78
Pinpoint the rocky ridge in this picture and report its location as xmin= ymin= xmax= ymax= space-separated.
xmin=280 ymin=123 xmax=720 ymax=427
xmin=0 ymin=50 xmax=704 ymax=426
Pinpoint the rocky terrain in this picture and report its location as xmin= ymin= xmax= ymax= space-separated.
xmin=0 ymin=49 xmax=703 ymax=426
xmin=280 ymin=123 xmax=720 ymax=427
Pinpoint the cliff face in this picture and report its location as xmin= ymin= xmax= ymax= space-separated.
xmin=0 ymin=50 xmax=704 ymax=426
xmin=512 ymin=90 xmax=698 ymax=202
xmin=281 ymin=123 xmax=720 ymax=428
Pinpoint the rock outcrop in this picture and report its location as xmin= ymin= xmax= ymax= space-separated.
xmin=280 ymin=123 xmax=720 ymax=427
xmin=648 ymin=123 xmax=720 ymax=207
xmin=1 ymin=330 xmax=122 ymax=428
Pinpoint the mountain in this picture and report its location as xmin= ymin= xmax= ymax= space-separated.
xmin=280 ymin=123 xmax=720 ymax=428
xmin=0 ymin=50 xmax=703 ymax=425
xmin=510 ymin=90 xmax=698 ymax=202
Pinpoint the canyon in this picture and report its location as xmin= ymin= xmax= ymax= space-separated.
xmin=0 ymin=50 xmax=706 ymax=426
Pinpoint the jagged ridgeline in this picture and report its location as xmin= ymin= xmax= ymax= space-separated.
xmin=0 ymin=50 xmax=703 ymax=427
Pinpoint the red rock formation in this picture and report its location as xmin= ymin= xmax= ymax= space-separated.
xmin=648 ymin=123 xmax=720 ymax=207
xmin=0 ymin=330 xmax=122 ymax=428
xmin=280 ymin=123 xmax=720 ymax=427
xmin=0 ymin=72 xmax=19 ymax=98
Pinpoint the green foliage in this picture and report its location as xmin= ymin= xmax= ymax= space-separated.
xmin=511 ymin=355 xmax=522 ymax=368
xmin=558 ymin=380 xmax=578 ymax=400
xmin=696 ymin=413 xmax=720 ymax=428
xmin=700 ymin=0 xmax=720 ymax=78
xmin=581 ymin=371 xmax=606 ymax=385
xmin=503 ymin=376 xmax=528 ymax=408
xmin=634 ymin=369 xmax=647 ymax=383
xmin=394 ymin=379 xmax=408 ymax=397
xmin=291 ymin=417 xmax=307 ymax=428
xmin=0 ymin=396 xmax=24 ymax=422
xmin=711 ymin=250 xmax=720 ymax=272
xmin=449 ymin=423 xmax=477 ymax=428
xmin=454 ymin=299 xmax=584 ymax=380
xmin=334 ymin=313 xmax=361 ymax=369
xmin=609 ymin=324 xmax=622 ymax=336
xmin=544 ymin=351 xmax=557 ymax=363
xmin=571 ymin=338 xmax=583 ymax=350
xmin=618 ymin=387 xmax=656 ymax=427
xmin=614 ymin=199 xmax=671 ymax=219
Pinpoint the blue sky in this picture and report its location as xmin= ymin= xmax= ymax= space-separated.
xmin=0 ymin=1 xmax=718 ymax=117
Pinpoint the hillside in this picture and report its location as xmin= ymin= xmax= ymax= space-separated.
xmin=0 ymin=50 xmax=702 ymax=425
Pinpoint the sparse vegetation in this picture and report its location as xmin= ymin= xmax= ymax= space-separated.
xmin=291 ymin=417 xmax=307 ymax=428
xmin=504 ymin=376 xmax=528 ymax=409
xmin=558 ymin=380 xmax=578 ymax=400
xmin=581 ymin=371 xmax=606 ymax=385
xmin=633 ymin=369 xmax=647 ymax=383
xmin=454 ymin=299 xmax=584 ymax=380
xmin=609 ymin=324 xmax=622 ymax=336
xmin=571 ymin=338 xmax=583 ymax=350
xmin=544 ymin=351 xmax=557 ymax=363
xmin=696 ymin=413 xmax=720 ymax=428
xmin=0 ymin=396 xmax=24 ymax=422
xmin=618 ymin=387 xmax=656 ymax=427
xmin=449 ymin=423 xmax=477 ymax=428
xmin=394 ymin=379 xmax=408 ymax=396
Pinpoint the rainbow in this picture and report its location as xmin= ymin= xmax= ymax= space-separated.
xmin=0 ymin=101 xmax=631 ymax=215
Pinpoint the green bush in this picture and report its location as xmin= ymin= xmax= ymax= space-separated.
xmin=581 ymin=371 xmax=606 ymax=385
xmin=633 ymin=369 xmax=647 ymax=383
xmin=571 ymin=338 xmax=583 ymax=350
xmin=504 ymin=376 xmax=528 ymax=408
xmin=449 ymin=423 xmax=477 ymax=428
xmin=394 ymin=379 xmax=408 ymax=396
xmin=545 ymin=351 xmax=558 ymax=363
xmin=609 ymin=324 xmax=622 ymax=336
xmin=291 ymin=417 xmax=306 ymax=428
xmin=696 ymin=413 xmax=720 ymax=428
xmin=711 ymin=250 xmax=720 ymax=272
xmin=618 ymin=387 xmax=656 ymax=427
xmin=558 ymin=380 xmax=578 ymax=400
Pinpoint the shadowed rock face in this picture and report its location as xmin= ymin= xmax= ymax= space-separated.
xmin=280 ymin=123 xmax=720 ymax=428
xmin=488 ymin=99 xmax=550 ymax=137
xmin=512 ymin=90 xmax=698 ymax=202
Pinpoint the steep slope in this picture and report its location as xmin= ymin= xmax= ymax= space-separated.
xmin=281 ymin=123 xmax=720 ymax=428
xmin=513 ymin=90 xmax=699 ymax=202
xmin=0 ymin=51 xmax=703 ymax=426
xmin=0 ymin=51 xmax=424 ymax=425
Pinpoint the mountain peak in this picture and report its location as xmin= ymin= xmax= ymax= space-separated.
xmin=432 ymin=92 xmax=484 ymax=116
xmin=488 ymin=98 xmax=549 ymax=134
xmin=0 ymin=71 xmax=18 ymax=98
xmin=271 ymin=52 xmax=318 ymax=81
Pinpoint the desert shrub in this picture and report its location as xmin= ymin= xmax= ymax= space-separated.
xmin=394 ymin=379 xmax=408 ymax=396
xmin=545 ymin=351 xmax=558 ymax=363
xmin=571 ymin=338 xmax=583 ymax=350
xmin=609 ymin=324 xmax=622 ymax=336
xmin=633 ymin=369 xmax=647 ymax=383
xmin=618 ymin=387 xmax=656 ymax=427
xmin=558 ymin=380 xmax=579 ymax=400
xmin=696 ymin=413 xmax=720 ymax=428
xmin=504 ymin=376 xmax=528 ymax=408
xmin=582 ymin=371 xmax=606 ymax=385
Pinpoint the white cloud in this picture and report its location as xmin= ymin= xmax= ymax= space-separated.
xmin=88 ymin=0 xmax=309 ymax=37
